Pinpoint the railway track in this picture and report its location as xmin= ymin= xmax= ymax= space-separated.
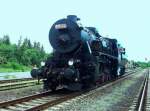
xmin=0 ymin=78 xmax=34 ymax=84
xmin=0 ymin=69 xmax=136 ymax=92
xmin=0 ymin=79 xmax=42 ymax=91
xmin=0 ymin=70 xmax=139 ymax=111
xmin=129 ymin=69 xmax=149 ymax=111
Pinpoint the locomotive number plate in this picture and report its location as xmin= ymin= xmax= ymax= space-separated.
xmin=55 ymin=24 xmax=67 ymax=29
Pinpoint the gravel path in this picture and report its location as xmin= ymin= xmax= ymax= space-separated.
xmin=48 ymin=69 xmax=146 ymax=111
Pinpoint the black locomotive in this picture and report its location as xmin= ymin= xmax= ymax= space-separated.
xmin=31 ymin=15 xmax=126 ymax=91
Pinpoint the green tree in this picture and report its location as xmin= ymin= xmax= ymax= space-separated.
xmin=0 ymin=35 xmax=48 ymax=71
xmin=2 ymin=35 xmax=10 ymax=45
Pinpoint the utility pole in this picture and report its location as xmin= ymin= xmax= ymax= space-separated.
xmin=145 ymin=57 xmax=148 ymax=67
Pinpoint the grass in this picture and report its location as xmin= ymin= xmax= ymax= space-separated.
xmin=0 ymin=62 xmax=31 ymax=73
xmin=0 ymin=67 xmax=30 ymax=73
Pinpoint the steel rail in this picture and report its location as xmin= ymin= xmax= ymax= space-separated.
xmin=0 ymin=78 xmax=34 ymax=84
xmin=137 ymin=69 xmax=149 ymax=111
xmin=0 ymin=91 xmax=52 ymax=108
xmin=0 ymin=80 xmax=42 ymax=91
xmin=0 ymin=70 xmax=139 ymax=111
xmin=25 ymin=70 xmax=138 ymax=111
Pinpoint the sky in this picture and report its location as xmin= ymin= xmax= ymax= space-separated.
xmin=0 ymin=0 xmax=149 ymax=61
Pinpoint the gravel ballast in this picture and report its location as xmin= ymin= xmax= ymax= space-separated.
xmin=0 ymin=84 xmax=43 ymax=102
xmin=48 ymin=69 xmax=146 ymax=111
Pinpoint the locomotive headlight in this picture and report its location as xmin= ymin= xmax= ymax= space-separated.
xmin=68 ymin=59 xmax=74 ymax=66
xmin=41 ymin=61 xmax=45 ymax=66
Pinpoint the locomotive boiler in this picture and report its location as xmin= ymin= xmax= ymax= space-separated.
xmin=31 ymin=15 xmax=126 ymax=91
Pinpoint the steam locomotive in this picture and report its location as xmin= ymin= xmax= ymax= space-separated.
xmin=31 ymin=15 xmax=126 ymax=91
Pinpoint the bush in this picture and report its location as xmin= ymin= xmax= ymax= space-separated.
xmin=11 ymin=62 xmax=21 ymax=70
xmin=1 ymin=62 xmax=20 ymax=70
xmin=0 ymin=62 xmax=31 ymax=72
